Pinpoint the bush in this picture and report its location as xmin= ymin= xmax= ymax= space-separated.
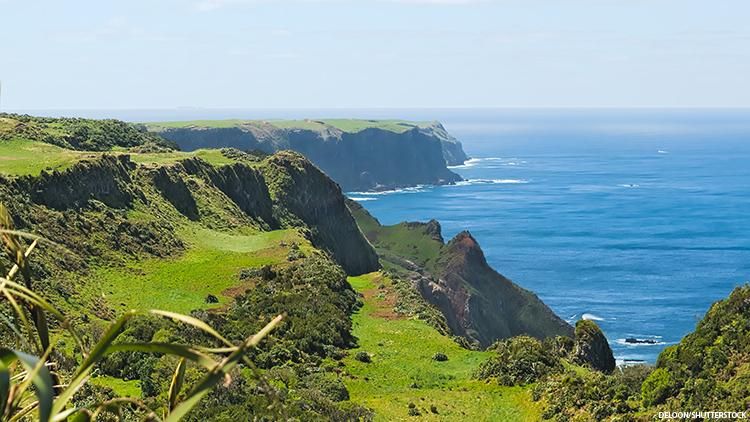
xmin=475 ymin=336 xmax=563 ymax=385
xmin=355 ymin=351 xmax=372 ymax=363
xmin=432 ymin=352 xmax=448 ymax=362
xmin=641 ymin=368 xmax=674 ymax=407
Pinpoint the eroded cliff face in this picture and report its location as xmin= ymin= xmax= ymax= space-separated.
xmin=1 ymin=153 xmax=379 ymax=277
xmin=260 ymin=151 xmax=380 ymax=275
xmin=421 ymin=231 xmax=574 ymax=347
xmin=153 ymin=123 xmax=466 ymax=192
xmin=348 ymin=201 xmax=573 ymax=348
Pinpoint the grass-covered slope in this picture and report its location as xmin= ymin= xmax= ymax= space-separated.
xmin=349 ymin=199 xmax=573 ymax=348
xmin=344 ymin=272 xmax=542 ymax=421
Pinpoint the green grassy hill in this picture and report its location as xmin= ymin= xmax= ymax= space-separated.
xmin=345 ymin=272 xmax=541 ymax=421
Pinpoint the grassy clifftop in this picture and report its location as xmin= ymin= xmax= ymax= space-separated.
xmin=145 ymin=118 xmax=437 ymax=134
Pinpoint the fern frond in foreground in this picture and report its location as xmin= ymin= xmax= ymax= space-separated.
xmin=0 ymin=203 xmax=283 ymax=421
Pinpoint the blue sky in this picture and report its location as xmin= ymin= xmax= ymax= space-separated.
xmin=1 ymin=0 xmax=748 ymax=109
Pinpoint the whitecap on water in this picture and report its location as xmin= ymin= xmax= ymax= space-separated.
xmin=453 ymin=179 xmax=529 ymax=186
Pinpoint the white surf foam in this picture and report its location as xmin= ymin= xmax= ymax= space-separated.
xmin=581 ymin=313 xmax=605 ymax=321
xmin=348 ymin=197 xmax=377 ymax=201
xmin=347 ymin=185 xmax=429 ymax=196
xmin=448 ymin=157 xmax=485 ymax=168
xmin=453 ymin=179 xmax=529 ymax=186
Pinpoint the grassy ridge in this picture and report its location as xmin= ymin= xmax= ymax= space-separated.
xmin=145 ymin=118 xmax=434 ymax=134
xmin=344 ymin=272 xmax=542 ymax=421
xmin=0 ymin=139 xmax=92 ymax=175
xmin=0 ymin=139 xmax=244 ymax=176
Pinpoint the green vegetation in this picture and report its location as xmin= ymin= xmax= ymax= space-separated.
xmin=534 ymin=365 xmax=652 ymax=421
xmin=475 ymin=336 xmax=565 ymax=386
xmin=129 ymin=148 xmax=242 ymax=167
xmin=0 ymin=113 xmax=250 ymax=177
xmin=0 ymin=138 xmax=93 ymax=175
xmin=90 ymin=376 xmax=143 ymax=398
xmin=343 ymin=272 xmax=543 ymax=421
xmin=145 ymin=118 xmax=434 ymax=134
xmin=0 ymin=203 xmax=284 ymax=421
xmin=91 ymin=227 xmax=307 ymax=313
xmin=318 ymin=119 xmax=431 ymax=133
xmin=644 ymin=284 xmax=750 ymax=411
xmin=0 ymin=113 xmax=174 ymax=151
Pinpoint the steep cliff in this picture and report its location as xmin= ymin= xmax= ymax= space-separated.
xmin=349 ymin=200 xmax=573 ymax=347
xmin=260 ymin=151 xmax=380 ymax=275
xmin=572 ymin=320 xmax=615 ymax=373
xmin=148 ymin=120 xmax=466 ymax=191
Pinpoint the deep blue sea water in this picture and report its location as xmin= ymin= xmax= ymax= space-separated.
xmin=347 ymin=109 xmax=750 ymax=363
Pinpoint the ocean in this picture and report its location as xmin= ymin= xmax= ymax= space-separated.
xmin=348 ymin=109 xmax=750 ymax=363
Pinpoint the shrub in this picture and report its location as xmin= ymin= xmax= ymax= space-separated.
xmin=641 ymin=368 xmax=674 ymax=407
xmin=475 ymin=336 xmax=563 ymax=385
xmin=432 ymin=352 xmax=448 ymax=362
xmin=355 ymin=351 xmax=372 ymax=363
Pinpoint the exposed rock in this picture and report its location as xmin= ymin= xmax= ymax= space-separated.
xmin=23 ymin=155 xmax=136 ymax=210
xmin=178 ymin=158 xmax=277 ymax=229
xmin=426 ymin=121 xmax=469 ymax=166
xmin=423 ymin=231 xmax=574 ymax=347
xmin=573 ymin=320 xmax=616 ymax=373
xmin=149 ymin=166 xmax=199 ymax=220
xmin=260 ymin=151 xmax=380 ymax=275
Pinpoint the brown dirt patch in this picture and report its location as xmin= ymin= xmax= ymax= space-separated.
xmin=361 ymin=274 xmax=404 ymax=320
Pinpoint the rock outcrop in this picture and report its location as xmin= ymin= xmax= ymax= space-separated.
xmin=573 ymin=320 xmax=616 ymax=373
xmin=348 ymin=201 xmax=573 ymax=347
xmin=151 ymin=121 xmax=466 ymax=192
xmin=422 ymin=231 xmax=574 ymax=347
xmin=22 ymin=155 xmax=137 ymax=210
xmin=260 ymin=151 xmax=380 ymax=275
